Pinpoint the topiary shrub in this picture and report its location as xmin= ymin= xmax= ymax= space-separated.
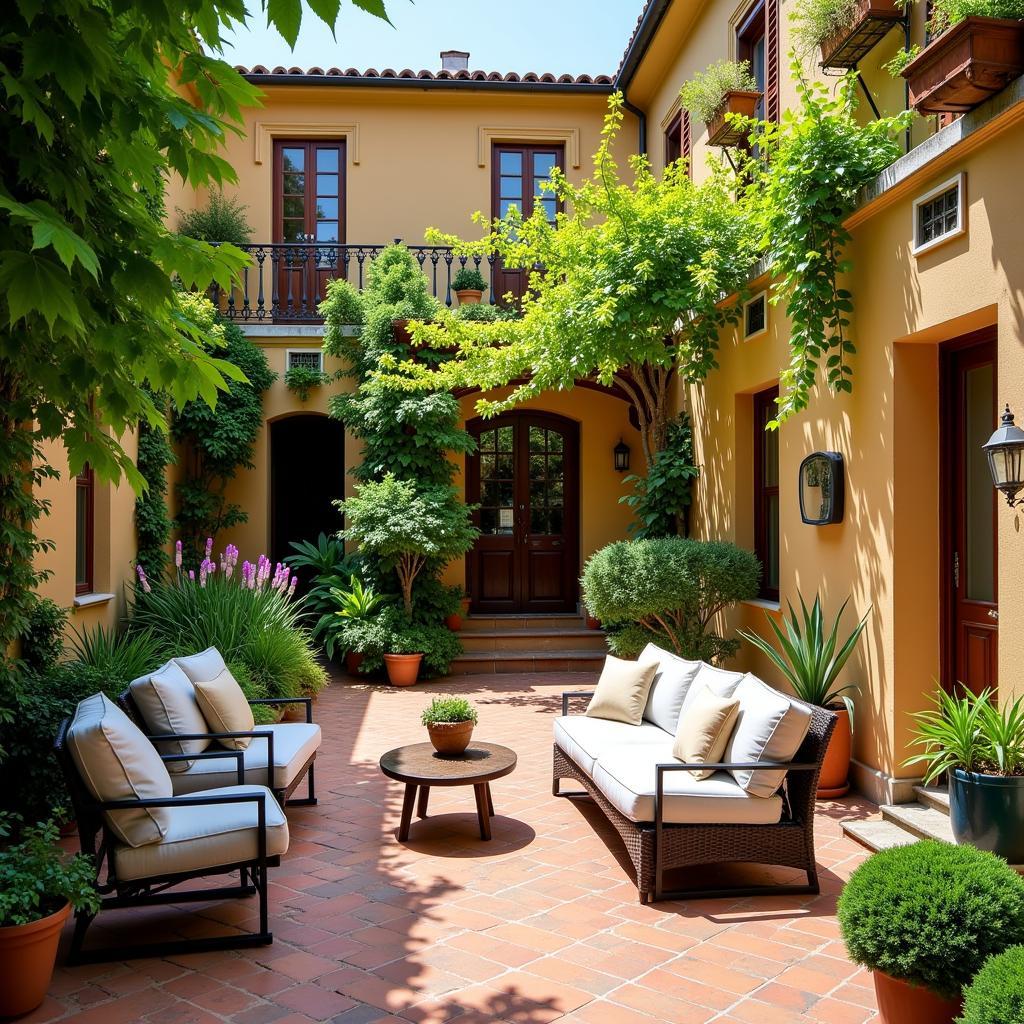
xmin=960 ymin=946 xmax=1024 ymax=1024
xmin=838 ymin=840 xmax=1024 ymax=1000
xmin=581 ymin=537 xmax=760 ymax=661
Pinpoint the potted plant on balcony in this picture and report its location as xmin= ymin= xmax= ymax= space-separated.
xmin=680 ymin=59 xmax=761 ymax=147
xmin=838 ymin=840 xmax=1024 ymax=1024
xmin=896 ymin=0 xmax=1024 ymax=114
xmin=422 ymin=695 xmax=478 ymax=754
xmin=792 ymin=0 xmax=905 ymax=68
xmin=0 ymin=814 xmax=100 ymax=1017
xmin=452 ymin=266 xmax=486 ymax=305
xmin=904 ymin=686 xmax=1024 ymax=863
xmin=739 ymin=593 xmax=868 ymax=798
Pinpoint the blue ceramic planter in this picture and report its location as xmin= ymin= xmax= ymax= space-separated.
xmin=950 ymin=768 xmax=1024 ymax=863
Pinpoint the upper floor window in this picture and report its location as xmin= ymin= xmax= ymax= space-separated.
xmin=274 ymin=139 xmax=345 ymax=246
xmin=913 ymin=173 xmax=966 ymax=255
xmin=753 ymin=387 xmax=780 ymax=601
xmin=737 ymin=0 xmax=767 ymax=121
xmin=76 ymin=464 xmax=94 ymax=595
xmin=287 ymin=349 xmax=324 ymax=372
xmin=664 ymin=110 xmax=692 ymax=175
xmin=744 ymin=292 xmax=767 ymax=339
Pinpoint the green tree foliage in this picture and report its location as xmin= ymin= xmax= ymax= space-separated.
xmin=960 ymin=946 xmax=1024 ymax=1024
xmin=838 ymin=841 xmax=1024 ymax=999
xmin=581 ymin=537 xmax=760 ymax=661
xmin=171 ymin=295 xmax=275 ymax=561
xmin=135 ymin=390 xmax=176 ymax=579
xmin=0 ymin=0 xmax=390 ymax=669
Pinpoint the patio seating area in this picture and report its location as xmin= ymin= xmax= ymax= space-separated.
xmin=32 ymin=671 xmax=882 ymax=1024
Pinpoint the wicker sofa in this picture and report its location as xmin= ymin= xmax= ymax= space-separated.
xmin=552 ymin=645 xmax=836 ymax=903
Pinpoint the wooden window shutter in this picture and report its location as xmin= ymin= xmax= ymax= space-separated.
xmin=682 ymin=111 xmax=692 ymax=178
xmin=765 ymin=0 xmax=781 ymax=123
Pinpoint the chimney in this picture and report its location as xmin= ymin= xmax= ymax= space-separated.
xmin=440 ymin=50 xmax=470 ymax=72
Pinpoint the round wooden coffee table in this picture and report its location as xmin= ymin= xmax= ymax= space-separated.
xmin=379 ymin=742 xmax=517 ymax=842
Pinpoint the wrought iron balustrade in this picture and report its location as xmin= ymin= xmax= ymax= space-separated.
xmin=209 ymin=241 xmax=496 ymax=323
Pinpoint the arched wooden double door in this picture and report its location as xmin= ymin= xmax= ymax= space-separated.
xmin=466 ymin=412 xmax=580 ymax=613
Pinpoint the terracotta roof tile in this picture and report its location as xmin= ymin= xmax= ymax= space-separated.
xmin=235 ymin=65 xmax=613 ymax=87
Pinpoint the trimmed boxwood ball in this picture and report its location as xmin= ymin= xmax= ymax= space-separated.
xmin=959 ymin=946 xmax=1024 ymax=1024
xmin=837 ymin=840 xmax=1024 ymax=1000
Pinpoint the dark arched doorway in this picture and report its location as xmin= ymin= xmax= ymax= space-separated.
xmin=270 ymin=415 xmax=346 ymax=569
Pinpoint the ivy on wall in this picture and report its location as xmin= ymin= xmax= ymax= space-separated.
xmin=135 ymin=389 xmax=176 ymax=578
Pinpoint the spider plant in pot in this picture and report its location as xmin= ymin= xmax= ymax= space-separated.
xmin=421 ymin=695 xmax=478 ymax=755
xmin=739 ymin=594 xmax=869 ymax=797
xmin=904 ymin=687 xmax=1024 ymax=863
xmin=331 ymin=574 xmax=386 ymax=675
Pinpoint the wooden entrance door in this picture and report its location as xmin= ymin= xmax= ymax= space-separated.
xmin=466 ymin=413 xmax=579 ymax=613
xmin=942 ymin=334 xmax=998 ymax=697
xmin=273 ymin=139 xmax=345 ymax=320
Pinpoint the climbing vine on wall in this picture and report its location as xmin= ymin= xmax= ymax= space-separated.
xmin=135 ymin=389 xmax=176 ymax=578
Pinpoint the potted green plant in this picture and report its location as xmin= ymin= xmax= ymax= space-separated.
xmin=284 ymin=364 xmax=331 ymax=402
xmin=838 ymin=840 xmax=1024 ymax=1024
xmin=959 ymin=945 xmax=1024 ymax=1024
xmin=679 ymin=59 xmax=761 ymax=147
xmin=739 ymin=594 xmax=868 ymax=797
xmin=792 ymin=0 xmax=904 ymax=68
xmin=904 ymin=687 xmax=1024 ymax=863
xmin=330 ymin=575 xmax=386 ymax=675
xmin=452 ymin=266 xmax=487 ymax=305
xmin=898 ymin=0 xmax=1024 ymax=114
xmin=421 ymin=695 xmax=478 ymax=754
xmin=0 ymin=814 xmax=100 ymax=1017
xmin=442 ymin=586 xmax=468 ymax=631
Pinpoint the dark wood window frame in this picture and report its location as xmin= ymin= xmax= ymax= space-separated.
xmin=664 ymin=110 xmax=692 ymax=177
xmin=753 ymin=387 xmax=780 ymax=602
xmin=75 ymin=464 xmax=94 ymax=595
xmin=736 ymin=0 xmax=780 ymax=124
xmin=272 ymin=138 xmax=346 ymax=246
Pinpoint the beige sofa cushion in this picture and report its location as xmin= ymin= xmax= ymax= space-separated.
xmin=553 ymin=715 xmax=670 ymax=776
xmin=129 ymin=661 xmax=210 ymax=771
xmin=66 ymin=693 xmax=172 ymax=847
xmin=672 ymin=686 xmax=740 ymax=780
xmin=585 ymin=655 xmax=658 ymax=726
xmin=592 ymin=742 xmax=783 ymax=825
xmin=194 ymin=668 xmax=255 ymax=750
xmin=677 ymin=663 xmax=744 ymax=720
xmin=724 ymin=674 xmax=814 ymax=798
xmin=637 ymin=643 xmax=702 ymax=734
xmin=168 ymin=723 xmax=321 ymax=794
xmin=113 ymin=784 xmax=289 ymax=882
xmin=174 ymin=646 xmax=227 ymax=685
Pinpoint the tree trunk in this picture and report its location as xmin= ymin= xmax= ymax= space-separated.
xmin=613 ymin=362 xmax=674 ymax=472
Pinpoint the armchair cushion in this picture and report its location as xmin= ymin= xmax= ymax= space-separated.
xmin=671 ymin=686 xmax=740 ymax=779
xmin=724 ymin=674 xmax=813 ymax=797
xmin=167 ymin=723 xmax=321 ymax=794
xmin=112 ymin=784 xmax=289 ymax=882
xmin=553 ymin=715 xmax=670 ymax=776
xmin=584 ymin=655 xmax=658 ymax=726
xmin=129 ymin=661 xmax=210 ymax=771
xmin=66 ymin=694 xmax=172 ymax=847
xmin=174 ymin=646 xmax=227 ymax=685
xmin=194 ymin=669 xmax=255 ymax=750
xmin=637 ymin=643 xmax=701 ymax=734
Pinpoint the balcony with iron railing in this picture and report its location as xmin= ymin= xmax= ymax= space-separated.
xmin=209 ymin=240 xmax=499 ymax=324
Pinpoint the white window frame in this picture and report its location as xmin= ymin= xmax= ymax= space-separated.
xmin=286 ymin=348 xmax=324 ymax=372
xmin=742 ymin=291 xmax=768 ymax=340
xmin=912 ymin=172 xmax=966 ymax=257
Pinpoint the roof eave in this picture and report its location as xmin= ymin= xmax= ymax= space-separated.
xmin=613 ymin=0 xmax=676 ymax=92
xmin=240 ymin=74 xmax=614 ymax=95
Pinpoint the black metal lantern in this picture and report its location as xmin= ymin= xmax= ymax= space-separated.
xmin=983 ymin=404 xmax=1024 ymax=507
xmin=613 ymin=439 xmax=630 ymax=473
xmin=799 ymin=451 xmax=844 ymax=525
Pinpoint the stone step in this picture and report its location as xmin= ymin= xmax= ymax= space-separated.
xmin=460 ymin=613 xmax=588 ymax=632
xmin=842 ymin=818 xmax=920 ymax=854
xmin=913 ymin=784 xmax=950 ymax=814
xmin=881 ymin=801 xmax=956 ymax=843
xmin=450 ymin=648 xmax=603 ymax=675
xmin=458 ymin=629 xmax=608 ymax=653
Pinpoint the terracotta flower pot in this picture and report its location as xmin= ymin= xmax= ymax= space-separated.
xmin=0 ymin=901 xmax=71 ymax=1018
xmin=345 ymin=651 xmax=364 ymax=676
xmin=705 ymin=89 xmax=762 ymax=147
xmin=456 ymin=289 xmax=483 ymax=305
xmin=872 ymin=971 xmax=962 ymax=1024
xmin=427 ymin=720 xmax=475 ymax=755
xmin=384 ymin=652 xmax=423 ymax=687
xmin=817 ymin=706 xmax=852 ymax=798
xmin=445 ymin=612 xmax=463 ymax=631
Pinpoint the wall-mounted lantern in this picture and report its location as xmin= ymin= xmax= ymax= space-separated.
xmin=799 ymin=451 xmax=845 ymax=525
xmin=984 ymin=404 xmax=1024 ymax=508
xmin=613 ymin=439 xmax=631 ymax=473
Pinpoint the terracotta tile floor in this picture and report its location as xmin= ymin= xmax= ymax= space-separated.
xmin=34 ymin=673 xmax=882 ymax=1023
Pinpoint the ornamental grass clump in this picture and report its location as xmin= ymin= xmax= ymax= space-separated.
xmin=837 ymin=840 xmax=1024 ymax=999
xmin=960 ymin=946 xmax=1024 ymax=1024
xmin=421 ymin=696 xmax=478 ymax=726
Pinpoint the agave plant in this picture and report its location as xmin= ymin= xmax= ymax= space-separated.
xmin=738 ymin=593 xmax=868 ymax=718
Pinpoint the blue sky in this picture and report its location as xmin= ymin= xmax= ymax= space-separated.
xmin=220 ymin=1 xmax=647 ymax=77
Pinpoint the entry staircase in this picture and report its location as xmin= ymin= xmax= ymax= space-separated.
xmin=450 ymin=612 xmax=606 ymax=674
xmin=842 ymin=785 xmax=956 ymax=852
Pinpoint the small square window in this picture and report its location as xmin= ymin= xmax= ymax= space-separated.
xmin=913 ymin=173 xmax=966 ymax=255
xmin=743 ymin=292 xmax=767 ymax=339
xmin=287 ymin=349 xmax=323 ymax=372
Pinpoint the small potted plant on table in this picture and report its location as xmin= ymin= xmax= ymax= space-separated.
xmin=680 ymin=59 xmax=761 ymax=147
xmin=422 ymin=695 xmax=478 ymax=755
xmin=452 ymin=266 xmax=487 ymax=305
xmin=904 ymin=686 xmax=1024 ymax=863
xmin=838 ymin=840 xmax=1024 ymax=1024
xmin=0 ymin=814 xmax=100 ymax=1017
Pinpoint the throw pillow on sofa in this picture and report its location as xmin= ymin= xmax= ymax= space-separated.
xmin=677 ymin=663 xmax=744 ymax=721
xmin=585 ymin=655 xmax=659 ymax=726
xmin=672 ymin=685 xmax=740 ymax=779
xmin=638 ymin=643 xmax=702 ymax=734
xmin=724 ymin=674 xmax=813 ymax=797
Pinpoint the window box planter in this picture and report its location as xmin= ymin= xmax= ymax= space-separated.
xmin=950 ymin=768 xmax=1024 ymax=863
xmin=901 ymin=17 xmax=1024 ymax=114
xmin=820 ymin=0 xmax=905 ymax=69
xmin=705 ymin=90 xmax=762 ymax=147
